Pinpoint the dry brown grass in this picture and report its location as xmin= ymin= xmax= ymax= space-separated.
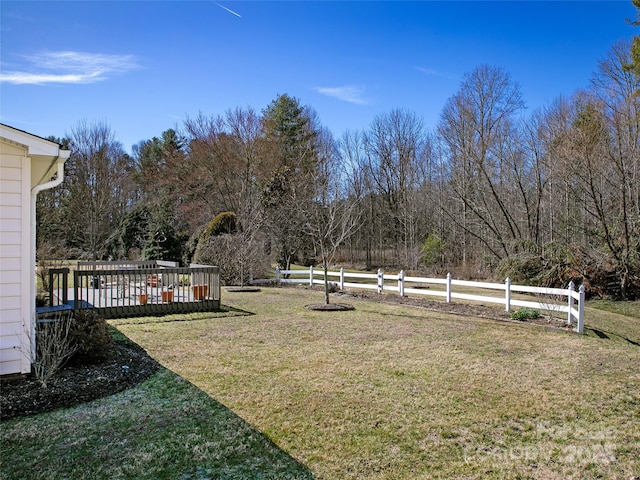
xmin=114 ymin=286 xmax=640 ymax=479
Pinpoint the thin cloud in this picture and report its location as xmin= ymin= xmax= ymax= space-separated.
xmin=315 ymin=85 xmax=369 ymax=105
xmin=416 ymin=66 xmax=458 ymax=80
xmin=0 ymin=51 xmax=140 ymax=85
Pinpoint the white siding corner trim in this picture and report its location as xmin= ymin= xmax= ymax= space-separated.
xmin=0 ymin=125 xmax=69 ymax=376
xmin=0 ymin=144 xmax=30 ymax=375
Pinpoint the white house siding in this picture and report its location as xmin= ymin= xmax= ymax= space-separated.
xmin=0 ymin=140 xmax=31 ymax=375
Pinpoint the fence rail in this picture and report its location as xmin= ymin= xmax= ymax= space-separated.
xmin=275 ymin=267 xmax=585 ymax=334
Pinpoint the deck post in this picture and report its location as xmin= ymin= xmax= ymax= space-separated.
xmin=73 ymin=270 xmax=80 ymax=311
xmin=48 ymin=268 xmax=69 ymax=307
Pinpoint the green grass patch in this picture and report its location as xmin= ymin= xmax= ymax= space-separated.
xmin=589 ymin=299 xmax=640 ymax=320
xmin=582 ymin=300 xmax=640 ymax=347
xmin=1 ymin=369 xmax=312 ymax=479
xmin=4 ymin=287 xmax=640 ymax=479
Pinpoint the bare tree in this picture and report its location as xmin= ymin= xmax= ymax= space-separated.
xmin=302 ymin=129 xmax=361 ymax=304
xmin=63 ymin=120 xmax=134 ymax=260
xmin=339 ymin=129 xmax=374 ymax=266
xmin=438 ymin=65 xmax=526 ymax=264
xmin=182 ymin=113 xmax=235 ymax=228
xmin=32 ymin=312 xmax=77 ymax=387
xmin=362 ymin=109 xmax=429 ymax=268
xmin=224 ymin=108 xmax=269 ymax=284
xmin=593 ymin=40 xmax=640 ymax=298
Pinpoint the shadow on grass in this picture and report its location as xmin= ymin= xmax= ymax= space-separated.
xmin=109 ymin=304 xmax=254 ymax=326
xmin=585 ymin=326 xmax=640 ymax=347
xmin=160 ymin=370 xmax=316 ymax=480
xmin=589 ymin=328 xmax=610 ymax=339
xmin=1 ymin=356 xmax=314 ymax=480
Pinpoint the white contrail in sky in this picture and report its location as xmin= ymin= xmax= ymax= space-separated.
xmin=214 ymin=2 xmax=241 ymax=18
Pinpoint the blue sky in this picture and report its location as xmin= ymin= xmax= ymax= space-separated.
xmin=1 ymin=1 xmax=636 ymax=154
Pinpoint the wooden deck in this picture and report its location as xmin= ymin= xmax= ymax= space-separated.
xmin=39 ymin=261 xmax=221 ymax=319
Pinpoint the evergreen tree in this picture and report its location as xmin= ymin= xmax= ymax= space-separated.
xmin=125 ymin=129 xmax=188 ymax=262
xmin=260 ymin=94 xmax=322 ymax=269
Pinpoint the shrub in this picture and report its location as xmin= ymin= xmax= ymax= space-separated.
xmin=35 ymin=292 xmax=49 ymax=308
xmin=68 ymin=310 xmax=112 ymax=365
xmin=327 ymin=282 xmax=340 ymax=294
xmin=497 ymin=253 xmax=544 ymax=285
xmin=511 ymin=307 xmax=541 ymax=321
xmin=201 ymin=212 xmax=237 ymax=242
xmin=422 ymin=234 xmax=444 ymax=267
xmin=194 ymin=233 xmax=269 ymax=285
xmin=34 ymin=312 xmax=78 ymax=387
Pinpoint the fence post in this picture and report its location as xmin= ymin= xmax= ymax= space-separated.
xmin=310 ymin=265 xmax=314 ymax=287
xmin=340 ymin=267 xmax=345 ymax=291
xmin=399 ymin=270 xmax=405 ymax=297
xmin=567 ymin=281 xmax=575 ymax=325
xmin=505 ymin=277 xmax=511 ymax=312
xmin=275 ymin=267 xmax=280 ymax=283
xmin=446 ymin=273 xmax=452 ymax=303
xmin=577 ymin=285 xmax=585 ymax=334
xmin=377 ymin=268 xmax=384 ymax=293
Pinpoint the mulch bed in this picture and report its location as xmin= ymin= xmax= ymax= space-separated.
xmin=225 ymin=287 xmax=262 ymax=292
xmin=1 ymin=339 xmax=159 ymax=421
xmin=305 ymin=303 xmax=355 ymax=311
xmin=342 ymin=290 xmax=574 ymax=331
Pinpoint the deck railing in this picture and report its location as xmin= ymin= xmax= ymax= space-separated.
xmin=48 ymin=268 xmax=69 ymax=306
xmin=69 ymin=261 xmax=220 ymax=318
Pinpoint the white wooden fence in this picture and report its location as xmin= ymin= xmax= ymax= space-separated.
xmin=275 ymin=267 xmax=586 ymax=334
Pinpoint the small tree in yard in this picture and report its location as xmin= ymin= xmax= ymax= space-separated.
xmin=302 ymin=129 xmax=361 ymax=305
xmin=306 ymin=196 xmax=360 ymax=304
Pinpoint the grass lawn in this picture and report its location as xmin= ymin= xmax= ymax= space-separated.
xmin=2 ymin=287 xmax=639 ymax=479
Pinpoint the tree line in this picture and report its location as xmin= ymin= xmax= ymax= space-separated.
xmin=38 ymin=40 xmax=639 ymax=299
